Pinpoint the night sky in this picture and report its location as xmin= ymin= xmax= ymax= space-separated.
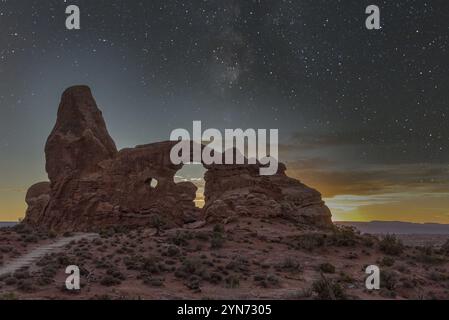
xmin=1 ymin=0 xmax=449 ymax=222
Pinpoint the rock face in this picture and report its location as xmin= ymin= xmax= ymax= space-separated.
xmin=24 ymin=86 xmax=198 ymax=231
xmin=24 ymin=182 xmax=51 ymax=227
xmin=203 ymin=163 xmax=332 ymax=227
xmin=45 ymin=86 xmax=117 ymax=183
xmin=24 ymin=85 xmax=332 ymax=232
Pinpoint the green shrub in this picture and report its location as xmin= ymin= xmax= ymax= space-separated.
xmin=330 ymin=226 xmax=359 ymax=246
xmin=254 ymin=274 xmax=280 ymax=288
xmin=277 ymin=257 xmax=303 ymax=273
xmin=225 ymin=275 xmax=240 ymax=288
xmin=312 ymin=278 xmax=346 ymax=300
xmin=319 ymin=263 xmax=336 ymax=274
xmin=379 ymin=235 xmax=404 ymax=255
xmin=0 ymin=292 xmax=18 ymax=300
xmin=166 ymin=245 xmax=181 ymax=257
xmin=100 ymin=275 xmax=121 ymax=286
xmin=295 ymin=233 xmax=326 ymax=251
xmin=415 ymin=246 xmax=445 ymax=265
xmin=381 ymin=270 xmax=397 ymax=291
xmin=210 ymin=233 xmax=225 ymax=250
xmin=17 ymin=279 xmax=34 ymax=292
xmin=143 ymin=277 xmax=165 ymax=287
xmin=381 ymin=256 xmax=395 ymax=267
xmin=440 ymin=238 xmax=449 ymax=256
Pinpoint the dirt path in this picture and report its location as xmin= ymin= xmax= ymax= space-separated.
xmin=0 ymin=233 xmax=98 ymax=277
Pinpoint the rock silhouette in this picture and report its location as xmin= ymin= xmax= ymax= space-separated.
xmin=24 ymin=86 xmax=332 ymax=232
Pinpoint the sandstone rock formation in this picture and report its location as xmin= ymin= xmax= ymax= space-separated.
xmin=23 ymin=85 xmax=332 ymax=232
xmin=203 ymin=162 xmax=332 ymax=227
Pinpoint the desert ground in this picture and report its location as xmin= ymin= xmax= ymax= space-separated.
xmin=1 ymin=217 xmax=449 ymax=300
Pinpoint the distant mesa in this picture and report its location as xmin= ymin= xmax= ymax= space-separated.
xmin=23 ymin=85 xmax=332 ymax=232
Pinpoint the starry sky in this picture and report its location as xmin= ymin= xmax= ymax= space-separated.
xmin=1 ymin=0 xmax=448 ymax=223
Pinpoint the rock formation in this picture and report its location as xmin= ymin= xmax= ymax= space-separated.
xmin=23 ymin=85 xmax=332 ymax=232
xmin=203 ymin=162 xmax=332 ymax=227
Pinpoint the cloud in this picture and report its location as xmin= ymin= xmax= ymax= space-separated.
xmin=286 ymin=161 xmax=449 ymax=198
xmin=0 ymin=187 xmax=27 ymax=193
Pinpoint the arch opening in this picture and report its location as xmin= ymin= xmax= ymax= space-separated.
xmin=174 ymin=163 xmax=207 ymax=208
xmin=145 ymin=177 xmax=158 ymax=189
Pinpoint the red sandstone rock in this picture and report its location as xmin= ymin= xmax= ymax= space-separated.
xmin=24 ymin=182 xmax=51 ymax=226
xmin=203 ymin=162 xmax=332 ymax=227
xmin=24 ymin=85 xmax=332 ymax=232
xmin=45 ymin=86 xmax=117 ymax=183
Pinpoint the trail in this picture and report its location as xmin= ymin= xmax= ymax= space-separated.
xmin=0 ymin=233 xmax=98 ymax=277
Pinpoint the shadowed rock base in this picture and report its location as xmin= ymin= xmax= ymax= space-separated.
xmin=24 ymin=86 xmax=332 ymax=232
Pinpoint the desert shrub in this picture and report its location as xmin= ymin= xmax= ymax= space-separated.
xmin=330 ymin=226 xmax=359 ymax=247
xmin=149 ymin=214 xmax=165 ymax=235
xmin=0 ymin=292 xmax=18 ymax=300
xmin=0 ymin=246 xmax=12 ymax=253
xmin=381 ymin=256 xmax=395 ymax=267
xmin=36 ymin=276 xmax=53 ymax=286
xmin=106 ymin=269 xmax=126 ymax=281
xmin=185 ymin=275 xmax=202 ymax=291
xmin=339 ymin=272 xmax=355 ymax=283
xmin=312 ymin=278 xmax=346 ymax=300
xmin=225 ymin=275 xmax=240 ymax=288
xmin=22 ymin=234 xmax=38 ymax=243
xmin=440 ymin=238 xmax=449 ymax=256
xmin=319 ymin=263 xmax=336 ymax=274
xmin=99 ymin=228 xmax=115 ymax=238
xmin=170 ymin=231 xmax=190 ymax=247
xmin=95 ymin=258 xmax=113 ymax=269
xmin=12 ymin=224 xmax=33 ymax=235
xmin=166 ymin=245 xmax=181 ymax=257
xmin=415 ymin=246 xmax=445 ymax=265
xmin=13 ymin=270 xmax=31 ymax=280
xmin=48 ymin=230 xmax=57 ymax=239
xmin=141 ymin=257 xmax=162 ymax=274
xmin=208 ymin=272 xmax=223 ymax=284
xmin=143 ymin=276 xmax=165 ymax=287
xmin=16 ymin=279 xmax=34 ymax=292
xmin=210 ymin=225 xmax=226 ymax=250
xmin=4 ymin=277 xmax=17 ymax=286
xmin=379 ymin=235 xmax=404 ymax=255
xmin=254 ymin=274 xmax=280 ymax=288
xmin=287 ymin=288 xmax=313 ymax=299
xmin=175 ymin=258 xmax=206 ymax=279
xmin=427 ymin=271 xmax=449 ymax=282
xmin=194 ymin=231 xmax=210 ymax=241
xmin=276 ymin=257 xmax=303 ymax=273
xmin=295 ymin=233 xmax=325 ymax=251
xmin=362 ymin=235 xmax=376 ymax=248
xmin=100 ymin=275 xmax=121 ymax=286
xmin=210 ymin=233 xmax=225 ymax=250
xmin=381 ymin=270 xmax=397 ymax=291
xmin=213 ymin=224 xmax=225 ymax=233
xmin=225 ymin=256 xmax=249 ymax=273
xmin=56 ymin=254 xmax=71 ymax=266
